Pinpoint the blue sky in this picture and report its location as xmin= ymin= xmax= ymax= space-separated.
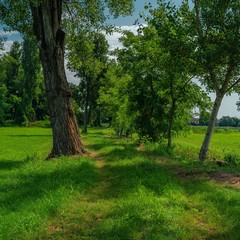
xmin=0 ymin=0 xmax=239 ymax=117
xmin=109 ymin=0 xmax=184 ymax=25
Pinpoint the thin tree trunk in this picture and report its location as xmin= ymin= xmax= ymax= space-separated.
xmin=167 ymin=77 xmax=175 ymax=149
xmin=83 ymin=98 xmax=88 ymax=134
xmin=199 ymin=93 xmax=223 ymax=161
xmin=31 ymin=0 xmax=85 ymax=157
xmin=87 ymin=103 xmax=91 ymax=126
xmin=167 ymin=100 xmax=176 ymax=149
xmin=82 ymin=80 xmax=89 ymax=134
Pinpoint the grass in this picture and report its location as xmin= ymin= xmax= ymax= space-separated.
xmin=0 ymin=128 xmax=97 ymax=239
xmin=1 ymin=127 xmax=240 ymax=239
xmin=173 ymin=130 xmax=240 ymax=161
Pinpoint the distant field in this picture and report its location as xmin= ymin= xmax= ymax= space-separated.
xmin=173 ymin=129 xmax=240 ymax=160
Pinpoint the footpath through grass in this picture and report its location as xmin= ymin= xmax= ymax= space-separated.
xmin=1 ymin=127 xmax=240 ymax=239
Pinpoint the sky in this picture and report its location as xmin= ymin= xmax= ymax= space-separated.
xmin=0 ymin=0 xmax=239 ymax=118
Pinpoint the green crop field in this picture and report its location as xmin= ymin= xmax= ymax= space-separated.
xmin=173 ymin=130 xmax=240 ymax=160
xmin=1 ymin=127 xmax=240 ymax=239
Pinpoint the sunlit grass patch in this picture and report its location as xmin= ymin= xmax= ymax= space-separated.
xmin=0 ymin=127 xmax=97 ymax=239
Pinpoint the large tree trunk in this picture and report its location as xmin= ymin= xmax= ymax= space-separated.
xmin=199 ymin=93 xmax=223 ymax=161
xmin=31 ymin=0 xmax=85 ymax=157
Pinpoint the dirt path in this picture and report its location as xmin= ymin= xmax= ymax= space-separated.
xmin=169 ymin=166 xmax=240 ymax=189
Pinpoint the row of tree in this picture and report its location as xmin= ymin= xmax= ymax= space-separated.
xmin=191 ymin=115 xmax=240 ymax=127
xmin=0 ymin=36 xmax=47 ymax=125
xmin=96 ymin=0 xmax=240 ymax=161
xmin=1 ymin=0 xmax=240 ymax=161
xmin=218 ymin=116 xmax=240 ymax=127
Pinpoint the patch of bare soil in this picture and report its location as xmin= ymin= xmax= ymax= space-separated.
xmin=170 ymin=167 xmax=240 ymax=189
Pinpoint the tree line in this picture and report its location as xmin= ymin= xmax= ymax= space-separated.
xmin=1 ymin=0 xmax=240 ymax=161
xmin=0 ymin=36 xmax=47 ymax=125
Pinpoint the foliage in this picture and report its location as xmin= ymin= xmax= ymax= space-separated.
xmin=0 ymin=0 xmax=134 ymax=33
xmin=219 ymin=116 xmax=240 ymax=127
xmin=224 ymin=153 xmax=240 ymax=167
xmin=110 ymin=4 xmax=210 ymax=143
xmin=98 ymin=60 xmax=134 ymax=135
xmin=0 ymin=39 xmax=46 ymax=125
xmin=190 ymin=0 xmax=240 ymax=160
xmin=0 ymin=85 xmax=9 ymax=124
xmin=198 ymin=108 xmax=211 ymax=126
xmin=67 ymin=30 xmax=109 ymax=132
xmin=21 ymin=35 xmax=43 ymax=123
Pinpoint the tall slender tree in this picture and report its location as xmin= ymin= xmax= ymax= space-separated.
xmin=4 ymin=41 xmax=22 ymax=122
xmin=67 ymin=30 xmax=109 ymax=133
xmin=21 ymin=35 xmax=41 ymax=122
xmin=191 ymin=0 xmax=240 ymax=160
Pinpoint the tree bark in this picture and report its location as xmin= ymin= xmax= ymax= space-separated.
xmin=31 ymin=0 xmax=85 ymax=157
xmin=199 ymin=93 xmax=223 ymax=161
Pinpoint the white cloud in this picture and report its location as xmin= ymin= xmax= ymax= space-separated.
xmin=0 ymin=40 xmax=13 ymax=55
xmin=3 ymin=40 xmax=13 ymax=52
xmin=105 ymin=25 xmax=142 ymax=51
xmin=65 ymin=68 xmax=80 ymax=85
xmin=0 ymin=30 xmax=19 ymax=36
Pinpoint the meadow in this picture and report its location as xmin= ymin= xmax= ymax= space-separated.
xmin=172 ymin=127 xmax=240 ymax=162
xmin=1 ymin=127 xmax=240 ymax=239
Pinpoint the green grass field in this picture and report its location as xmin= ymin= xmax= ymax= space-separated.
xmin=173 ymin=130 xmax=240 ymax=161
xmin=1 ymin=127 xmax=240 ymax=239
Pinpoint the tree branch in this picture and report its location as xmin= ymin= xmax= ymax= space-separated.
xmin=221 ymin=59 xmax=235 ymax=93
xmin=225 ymin=77 xmax=240 ymax=93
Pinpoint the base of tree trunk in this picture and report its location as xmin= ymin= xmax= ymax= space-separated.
xmin=199 ymin=148 xmax=208 ymax=161
xmin=46 ymin=147 xmax=86 ymax=159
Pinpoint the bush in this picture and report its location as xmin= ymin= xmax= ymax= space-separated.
xmin=29 ymin=120 xmax=51 ymax=128
xmin=224 ymin=153 xmax=240 ymax=166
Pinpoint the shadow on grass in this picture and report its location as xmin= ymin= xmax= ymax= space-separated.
xmin=0 ymin=159 xmax=97 ymax=213
xmin=0 ymin=159 xmax=27 ymax=170
xmin=97 ymin=162 xmax=240 ymax=238
xmin=7 ymin=134 xmax=52 ymax=137
xmin=85 ymin=134 xmax=240 ymax=239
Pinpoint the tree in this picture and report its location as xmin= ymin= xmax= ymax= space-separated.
xmin=115 ymin=4 xmax=209 ymax=145
xmin=116 ymin=28 xmax=166 ymax=141
xmin=191 ymin=0 xmax=240 ymax=160
xmin=219 ymin=116 xmax=240 ymax=127
xmin=67 ymin=30 xmax=109 ymax=133
xmin=3 ymin=41 xmax=23 ymax=122
xmin=21 ymin=35 xmax=42 ymax=123
xmin=98 ymin=60 xmax=134 ymax=136
xmin=149 ymin=1 xmax=209 ymax=148
xmin=0 ymin=39 xmax=46 ymax=125
xmin=199 ymin=108 xmax=211 ymax=126
xmin=0 ymin=0 xmax=134 ymax=157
